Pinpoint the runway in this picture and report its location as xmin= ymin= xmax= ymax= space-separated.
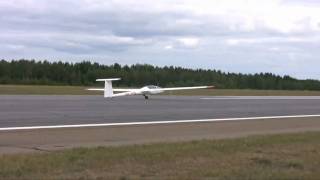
xmin=1 ymin=95 xmax=320 ymax=128
xmin=1 ymin=95 xmax=320 ymax=154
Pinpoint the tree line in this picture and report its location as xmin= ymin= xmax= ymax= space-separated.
xmin=1 ymin=59 xmax=320 ymax=90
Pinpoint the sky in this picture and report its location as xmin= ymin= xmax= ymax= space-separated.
xmin=1 ymin=0 xmax=320 ymax=79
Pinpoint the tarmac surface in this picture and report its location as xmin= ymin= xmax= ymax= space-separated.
xmin=1 ymin=95 xmax=320 ymax=154
xmin=1 ymin=95 xmax=320 ymax=127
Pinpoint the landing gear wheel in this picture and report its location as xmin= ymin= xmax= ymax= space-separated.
xmin=144 ymin=95 xmax=149 ymax=99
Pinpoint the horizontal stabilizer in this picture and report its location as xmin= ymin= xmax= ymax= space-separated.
xmin=87 ymin=88 xmax=104 ymax=91
xmin=96 ymin=78 xmax=121 ymax=81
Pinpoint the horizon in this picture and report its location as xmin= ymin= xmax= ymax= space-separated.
xmin=1 ymin=58 xmax=319 ymax=81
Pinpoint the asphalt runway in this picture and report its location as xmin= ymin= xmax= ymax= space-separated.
xmin=1 ymin=95 xmax=320 ymax=128
xmin=1 ymin=95 xmax=320 ymax=153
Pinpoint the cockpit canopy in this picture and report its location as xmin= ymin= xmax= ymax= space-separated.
xmin=145 ymin=85 xmax=160 ymax=89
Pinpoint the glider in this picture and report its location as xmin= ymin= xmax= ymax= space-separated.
xmin=87 ymin=78 xmax=214 ymax=99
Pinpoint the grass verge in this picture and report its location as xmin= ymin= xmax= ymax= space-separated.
xmin=1 ymin=131 xmax=320 ymax=179
xmin=1 ymin=84 xmax=320 ymax=96
xmin=0 ymin=84 xmax=99 ymax=95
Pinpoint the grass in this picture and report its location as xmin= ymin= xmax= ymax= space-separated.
xmin=1 ymin=84 xmax=320 ymax=96
xmin=1 ymin=132 xmax=320 ymax=179
xmin=0 ymin=84 xmax=99 ymax=95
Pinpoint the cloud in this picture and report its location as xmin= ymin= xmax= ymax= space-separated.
xmin=1 ymin=0 xmax=320 ymax=79
xmin=178 ymin=38 xmax=200 ymax=48
xmin=225 ymin=36 xmax=320 ymax=46
xmin=164 ymin=37 xmax=200 ymax=50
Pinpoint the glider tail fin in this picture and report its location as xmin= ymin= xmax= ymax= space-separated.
xmin=96 ymin=78 xmax=121 ymax=97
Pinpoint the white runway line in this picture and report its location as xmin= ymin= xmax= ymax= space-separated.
xmin=201 ymin=96 xmax=320 ymax=100
xmin=1 ymin=114 xmax=320 ymax=131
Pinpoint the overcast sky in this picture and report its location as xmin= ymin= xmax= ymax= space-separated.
xmin=1 ymin=0 xmax=320 ymax=79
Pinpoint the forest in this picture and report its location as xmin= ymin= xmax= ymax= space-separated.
xmin=1 ymin=59 xmax=320 ymax=90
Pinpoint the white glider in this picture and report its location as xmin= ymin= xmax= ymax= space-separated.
xmin=87 ymin=78 xmax=214 ymax=99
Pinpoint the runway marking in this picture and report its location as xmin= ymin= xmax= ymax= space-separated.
xmin=1 ymin=114 xmax=320 ymax=131
xmin=201 ymin=96 xmax=320 ymax=100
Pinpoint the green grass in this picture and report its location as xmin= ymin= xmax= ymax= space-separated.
xmin=0 ymin=84 xmax=99 ymax=95
xmin=1 ymin=132 xmax=320 ymax=179
xmin=1 ymin=84 xmax=320 ymax=96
